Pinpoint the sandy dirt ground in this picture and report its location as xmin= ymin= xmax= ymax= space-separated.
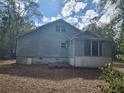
xmin=113 ymin=62 xmax=124 ymax=73
xmin=0 ymin=60 xmax=104 ymax=93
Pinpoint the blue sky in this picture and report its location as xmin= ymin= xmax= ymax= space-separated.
xmin=38 ymin=0 xmax=63 ymax=17
xmin=34 ymin=0 xmax=118 ymax=29
xmin=38 ymin=0 xmax=96 ymax=17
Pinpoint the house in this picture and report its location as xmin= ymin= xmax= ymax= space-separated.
xmin=16 ymin=19 xmax=112 ymax=67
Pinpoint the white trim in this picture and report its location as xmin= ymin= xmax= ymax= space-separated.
xmin=91 ymin=40 xmax=92 ymax=56
xmin=73 ymin=40 xmax=75 ymax=66
xmin=98 ymin=40 xmax=100 ymax=56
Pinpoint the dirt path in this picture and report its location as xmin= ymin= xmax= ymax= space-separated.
xmin=0 ymin=60 xmax=104 ymax=93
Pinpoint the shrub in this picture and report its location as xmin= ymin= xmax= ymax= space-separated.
xmin=116 ymin=54 xmax=124 ymax=61
xmin=99 ymin=65 xmax=124 ymax=93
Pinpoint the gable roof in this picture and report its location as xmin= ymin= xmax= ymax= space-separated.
xmin=76 ymin=30 xmax=101 ymax=38
xmin=18 ymin=19 xmax=81 ymax=38
xmin=18 ymin=19 xmax=109 ymax=41
xmin=67 ymin=30 xmax=108 ymax=41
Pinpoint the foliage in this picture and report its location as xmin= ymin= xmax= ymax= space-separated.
xmin=87 ymin=23 xmax=116 ymax=40
xmin=0 ymin=0 xmax=42 ymax=58
xmin=99 ymin=65 xmax=124 ymax=93
xmin=97 ymin=0 xmax=124 ymax=24
xmin=116 ymin=54 xmax=124 ymax=61
xmin=89 ymin=0 xmax=124 ymax=60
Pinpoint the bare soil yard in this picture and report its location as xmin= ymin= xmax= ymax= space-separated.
xmin=0 ymin=60 xmax=104 ymax=93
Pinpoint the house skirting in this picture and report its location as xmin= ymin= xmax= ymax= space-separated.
xmin=16 ymin=56 xmax=69 ymax=64
xmin=16 ymin=56 xmax=111 ymax=67
xmin=72 ymin=56 xmax=112 ymax=67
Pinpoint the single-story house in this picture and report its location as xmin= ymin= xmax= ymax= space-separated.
xmin=16 ymin=19 xmax=112 ymax=67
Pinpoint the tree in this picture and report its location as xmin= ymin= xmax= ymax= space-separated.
xmin=86 ymin=23 xmax=116 ymax=40
xmin=96 ymin=0 xmax=124 ymax=60
xmin=0 ymin=0 xmax=42 ymax=58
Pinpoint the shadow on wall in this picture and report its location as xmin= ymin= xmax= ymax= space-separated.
xmin=0 ymin=63 xmax=102 ymax=80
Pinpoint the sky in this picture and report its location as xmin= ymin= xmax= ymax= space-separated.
xmin=34 ymin=0 xmax=121 ymax=30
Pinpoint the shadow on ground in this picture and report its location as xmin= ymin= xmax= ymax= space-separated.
xmin=0 ymin=62 xmax=102 ymax=80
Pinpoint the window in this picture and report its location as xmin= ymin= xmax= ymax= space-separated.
xmin=84 ymin=40 xmax=102 ymax=56
xmin=61 ymin=43 xmax=67 ymax=48
xmin=84 ymin=40 xmax=91 ymax=56
xmin=56 ymin=25 xmax=66 ymax=32
xmin=61 ymin=25 xmax=66 ymax=32
xmin=56 ymin=25 xmax=60 ymax=32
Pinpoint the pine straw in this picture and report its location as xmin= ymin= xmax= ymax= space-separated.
xmin=0 ymin=60 xmax=104 ymax=93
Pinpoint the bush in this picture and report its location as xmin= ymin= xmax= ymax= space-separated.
xmin=99 ymin=65 xmax=124 ymax=93
xmin=116 ymin=54 xmax=124 ymax=61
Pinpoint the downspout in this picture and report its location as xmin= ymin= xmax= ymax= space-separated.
xmin=98 ymin=40 xmax=100 ymax=56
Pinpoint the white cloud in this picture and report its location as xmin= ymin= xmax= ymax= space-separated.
xmin=85 ymin=10 xmax=98 ymax=19
xmin=65 ymin=16 xmax=90 ymax=30
xmin=61 ymin=0 xmax=87 ymax=17
xmin=31 ymin=0 xmax=39 ymax=3
xmin=61 ymin=0 xmax=75 ymax=17
xmin=41 ymin=14 xmax=62 ymax=23
xmin=92 ymin=0 xmax=100 ymax=4
xmin=78 ymin=22 xmax=85 ymax=30
xmin=75 ymin=2 xmax=87 ymax=13
xmin=98 ymin=15 xmax=111 ymax=24
xmin=50 ymin=17 xmax=57 ymax=21
xmin=42 ymin=16 xmax=49 ymax=22
xmin=35 ymin=22 xmax=43 ymax=27
xmin=66 ymin=17 xmax=78 ymax=23
xmin=50 ymin=15 xmax=62 ymax=22
xmin=71 ymin=10 xmax=98 ymax=29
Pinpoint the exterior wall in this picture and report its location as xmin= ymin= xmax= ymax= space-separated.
xmin=72 ymin=56 xmax=112 ymax=67
xmin=69 ymin=57 xmax=75 ymax=66
xmin=16 ymin=20 xmax=79 ymax=60
xmin=68 ymin=40 xmax=75 ymax=57
xmin=74 ymin=40 xmax=84 ymax=56
xmin=16 ymin=57 xmax=27 ymax=64
xmin=102 ymin=42 xmax=112 ymax=57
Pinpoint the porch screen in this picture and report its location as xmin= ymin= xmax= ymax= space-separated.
xmin=92 ymin=41 xmax=98 ymax=56
xmin=84 ymin=40 xmax=91 ymax=56
xmin=84 ymin=40 xmax=102 ymax=56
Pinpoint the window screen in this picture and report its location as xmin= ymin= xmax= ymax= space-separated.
xmin=84 ymin=40 xmax=91 ymax=56
xmin=92 ymin=41 xmax=98 ymax=56
xmin=99 ymin=42 xmax=102 ymax=56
